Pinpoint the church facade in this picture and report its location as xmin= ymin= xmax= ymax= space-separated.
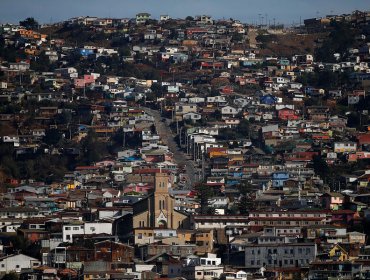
xmin=133 ymin=172 xmax=189 ymax=229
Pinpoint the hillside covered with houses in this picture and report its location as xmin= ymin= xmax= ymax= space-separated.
xmin=0 ymin=10 xmax=370 ymax=280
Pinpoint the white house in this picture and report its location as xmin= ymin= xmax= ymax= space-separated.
xmin=221 ymin=106 xmax=240 ymax=118
xmin=183 ymin=112 xmax=202 ymax=121
xmin=0 ymin=254 xmax=40 ymax=273
xmin=182 ymin=253 xmax=223 ymax=280
xmin=63 ymin=222 xmax=112 ymax=242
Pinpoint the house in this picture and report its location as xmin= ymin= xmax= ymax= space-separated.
xmin=334 ymin=142 xmax=357 ymax=153
xmin=244 ymin=243 xmax=316 ymax=269
xmin=248 ymin=210 xmax=329 ymax=231
xmin=183 ymin=112 xmax=202 ymax=122
xmin=272 ymin=172 xmax=290 ymax=188
xmin=309 ymin=261 xmax=361 ymax=280
xmin=145 ymin=252 xmax=182 ymax=278
xmin=278 ymin=108 xmax=300 ymax=121
xmin=62 ymin=222 xmax=113 ymax=242
xmin=136 ymin=13 xmax=151 ymax=24
xmin=260 ymin=94 xmax=277 ymax=105
xmin=182 ymin=253 xmax=224 ymax=280
xmin=175 ymin=103 xmax=198 ymax=121
xmin=321 ymin=192 xmax=344 ymax=210
xmin=94 ymin=240 xmax=134 ymax=263
xmin=221 ymin=106 xmax=239 ymax=118
xmin=0 ymin=254 xmax=40 ymax=273
xmin=160 ymin=15 xmax=170 ymax=22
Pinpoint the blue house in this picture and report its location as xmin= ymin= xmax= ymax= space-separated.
xmin=260 ymin=94 xmax=277 ymax=105
xmin=272 ymin=171 xmax=290 ymax=188
xmin=80 ymin=48 xmax=95 ymax=57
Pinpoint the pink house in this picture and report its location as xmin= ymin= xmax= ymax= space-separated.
xmin=321 ymin=193 xmax=344 ymax=210
xmin=74 ymin=75 xmax=95 ymax=88
xmin=123 ymin=183 xmax=153 ymax=194
xmin=74 ymin=78 xmax=85 ymax=88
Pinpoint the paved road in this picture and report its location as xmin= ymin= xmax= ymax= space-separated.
xmin=143 ymin=107 xmax=196 ymax=188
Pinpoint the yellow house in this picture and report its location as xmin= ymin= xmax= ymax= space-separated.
xmin=194 ymin=229 xmax=214 ymax=255
xmin=329 ymin=244 xmax=349 ymax=261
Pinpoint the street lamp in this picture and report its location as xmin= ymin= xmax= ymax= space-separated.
xmin=226 ymin=229 xmax=233 ymax=265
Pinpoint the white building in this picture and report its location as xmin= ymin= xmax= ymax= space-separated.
xmin=0 ymin=254 xmax=40 ymax=273
xmin=182 ymin=253 xmax=223 ymax=280
xmin=62 ymin=222 xmax=112 ymax=242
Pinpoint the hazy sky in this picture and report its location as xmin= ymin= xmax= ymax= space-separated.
xmin=0 ymin=0 xmax=369 ymax=25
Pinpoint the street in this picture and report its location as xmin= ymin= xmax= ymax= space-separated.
xmin=143 ymin=107 xmax=197 ymax=188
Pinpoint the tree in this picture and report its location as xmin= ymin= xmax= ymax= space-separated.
xmin=194 ymin=184 xmax=214 ymax=214
xmin=43 ymin=128 xmax=63 ymax=146
xmin=312 ymin=155 xmax=329 ymax=180
xmin=238 ymin=181 xmax=254 ymax=214
xmin=236 ymin=119 xmax=250 ymax=138
xmin=315 ymin=21 xmax=357 ymax=63
xmin=231 ymin=33 xmax=244 ymax=43
xmin=80 ymin=131 xmax=101 ymax=165
xmin=30 ymin=52 xmax=51 ymax=72
xmin=150 ymin=83 xmax=164 ymax=97
xmin=2 ymin=273 xmax=19 ymax=280
xmin=19 ymin=17 xmax=39 ymax=30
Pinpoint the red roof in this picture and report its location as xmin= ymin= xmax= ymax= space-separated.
xmin=249 ymin=217 xmax=325 ymax=221
xmin=75 ymin=166 xmax=99 ymax=171
xmin=358 ymin=133 xmax=370 ymax=145
xmin=207 ymin=147 xmax=227 ymax=153
xmin=133 ymin=169 xmax=170 ymax=174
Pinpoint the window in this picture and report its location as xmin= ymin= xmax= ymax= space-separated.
xmin=65 ymin=227 xmax=71 ymax=230
xmin=66 ymin=235 xmax=71 ymax=240
xmin=73 ymin=227 xmax=79 ymax=230
xmin=197 ymin=272 xmax=202 ymax=276
xmin=16 ymin=265 xmax=20 ymax=268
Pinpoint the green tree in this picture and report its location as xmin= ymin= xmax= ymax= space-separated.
xmin=195 ymin=184 xmax=214 ymax=214
xmin=30 ymin=52 xmax=51 ymax=72
xmin=19 ymin=17 xmax=39 ymax=30
xmin=315 ymin=21 xmax=357 ymax=62
xmin=312 ymin=155 xmax=329 ymax=180
xmin=150 ymin=83 xmax=164 ymax=97
xmin=43 ymin=128 xmax=63 ymax=146
xmin=236 ymin=119 xmax=250 ymax=138
xmin=2 ymin=272 xmax=19 ymax=280
xmin=238 ymin=181 xmax=254 ymax=214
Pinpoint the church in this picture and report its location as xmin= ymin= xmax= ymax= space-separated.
xmin=132 ymin=172 xmax=190 ymax=229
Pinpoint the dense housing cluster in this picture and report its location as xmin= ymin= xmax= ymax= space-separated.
xmin=0 ymin=10 xmax=370 ymax=280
